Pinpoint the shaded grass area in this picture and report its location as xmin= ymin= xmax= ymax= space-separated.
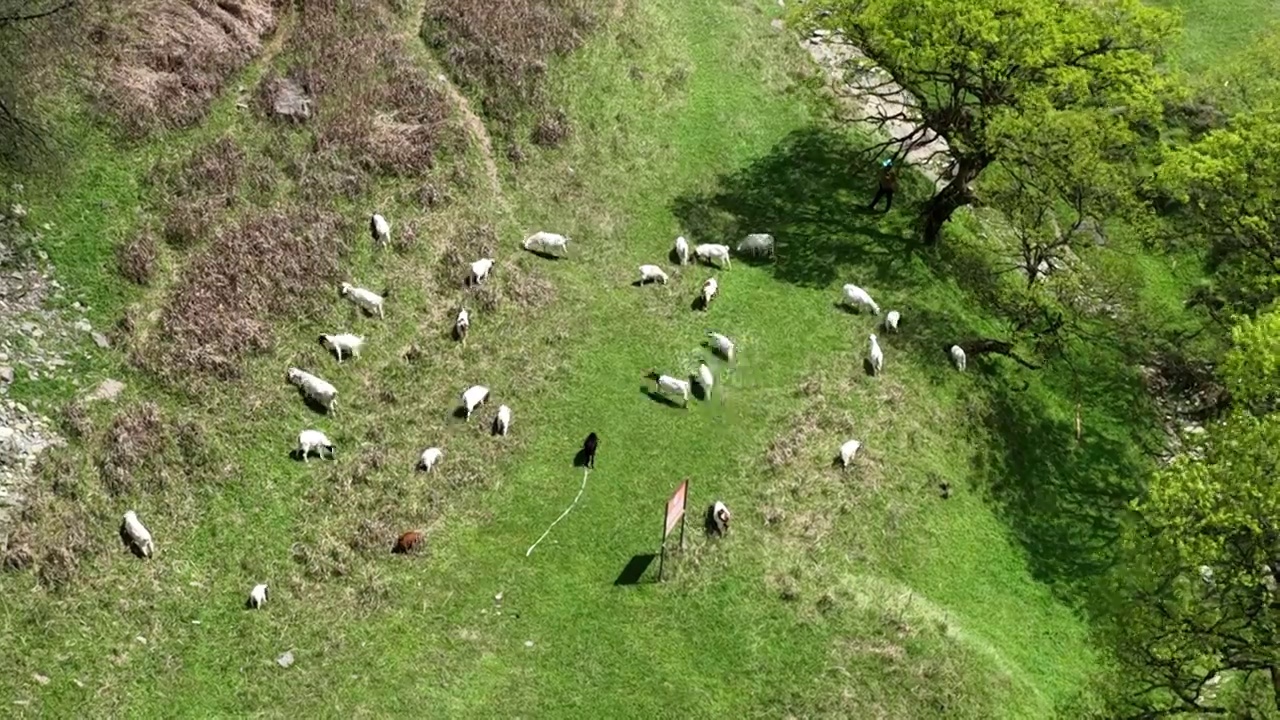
xmin=0 ymin=0 xmax=1191 ymax=716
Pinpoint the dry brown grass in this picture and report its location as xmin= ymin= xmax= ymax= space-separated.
xmin=423 ymin=0 xmax=602 ymax=130
xmin=531 ymin=107 xmax=571 ymax=147
xmin=98 ymin=401 xmax=171 ymax=496
xmin=92 ymin=0 xmax=277 ymax=137
xmin=115 ymin=231 xmax=159 ymax=284
xmin=146 ymin=208 xmax=348 ymax=383
xmin=274 ymin=0 xmax=455 ymax=178
xmin=433 ymin=222 xmax=557 ymax=311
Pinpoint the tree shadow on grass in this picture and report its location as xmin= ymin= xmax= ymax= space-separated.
xmin=671 ymin=125 xmax=932 ymax=289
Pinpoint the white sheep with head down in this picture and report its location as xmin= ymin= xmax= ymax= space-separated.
xmin=950 ymin=344 xmax=967 ymax=372
xmin=707 ymin=331 xmax=735 ymax=361
xmin=370 ymin=214 xmax=390 ymax=247
xmin=884 ymin=310 xmax=900 ymax=332
xmin=454 ymin=308 xmax=470 ymax=342
xmin=737 ymin=233 xmax=774 ymax=257
xmin=119 ymin=510 xmax=155 ymax=558
xmin=701 ymin=277 xmax=718 ymax=308
xmin=494 ymin=405 xmax=512 ymax=436
xmin=674 ymin=236 xmax=690 ymax=265
xmin=460 ymin=385 xmax=490 ymax=420
xmin=868 ymin=333 xmax=884 ymax=375
xmin=651 ymin=373 xmax=691 ymax=407
xmin=287 ymin=368 xmax=338 ymax=413
xmin=319 ymin=333 xmax=364 ymax=362
xmin=340 ymin=282 xmax=386 ymax=319
xmin=469 ymin=258 xmax=495 ymax=286
xmin=418 ymin=447 xmax=444 ymax=472
xmin=841 ymin=284 xmax=880 ymax=315
xmin=698 ymin=363 xmax=714 ymax=399
xmin=839 ymin=439 xmax=862 ymax=468
xmin=638 ymin=265 xmax=669 ymax=284
xmin=247 ymin=583 xmax=269 ymax=609
xmin=523 ymin=231 xmax=569 ymax=257
xmin=694 ymin=243 xmax=731 ymax=269
xmin=296 ymin=429 xmax=335 ymax=462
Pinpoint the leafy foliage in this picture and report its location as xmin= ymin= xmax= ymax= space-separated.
xmin=1222 ymin=306 xmax=1280 ymax=414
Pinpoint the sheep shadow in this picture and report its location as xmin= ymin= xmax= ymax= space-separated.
xmin=640 ymin=386 xmax=685 ymax=409
xmin=490 ymin=418 xmax=506 ymax=437
xmin=668 ymin=248 xmax=688 ymax=265
xmin=632 ymin=278 xmax=665 ymax=288
xmin=862 ymin=358 xmax=876 ymax=377
xmin=451 ymin=406 xmax=470 ymax=420
xmin=691 ymin=378 xmax=708 ymax=401
xmin=691 ymin=294 xmax=708 ymax=312
xmin=832 ymin=302 xmax=876 ymax=316
xmin=522 ymin=247 xmax=563 ymax=261
xmin=118 ymin=527 xmax=149 ymax=559
xmin=614 ymin=553 xmax=657 ymax=586
xmin=294 ymin=390 xmax=333 ymax=416
xmin=573 ymin=447 xmax=592 ymax=468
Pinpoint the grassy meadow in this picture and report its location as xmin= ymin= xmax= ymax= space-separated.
xmin=0 ymin=0 xmax=1245 ymax=716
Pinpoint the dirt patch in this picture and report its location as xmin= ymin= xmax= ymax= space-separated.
xmin=423 ymin=0 xmax=602 ymax=131
xmin=145 ymin=208 xmax=348 ymax=384
xmin=92 ymin=0 xmax=277 ymax=137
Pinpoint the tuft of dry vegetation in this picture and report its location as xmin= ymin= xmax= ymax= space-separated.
xmin=98 ymin=401 xmax=171 ymax=496
xmin=531 ymin=107 xmax=571 ymax=147
xmin=423 ymin=0 xmax=601 ymax=131
xmin=147 ymin=208 xmax=348 ymax=383
xmin=92 ymin=0 xmax=277 ymax=137
xmin=115 ymin=230 xmax=159 ymax=285
xmin=276 ymin=0 xmax=456 ymax=178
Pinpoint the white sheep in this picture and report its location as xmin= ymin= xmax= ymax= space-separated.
xmin=868 ymin=333 xmax=884 ymax=375
xmin=694 ymin=243 xmax=732 ymax=269
xmin=523 ymin=231 xmax=569 ymax=257
xmin=247 ymin=583 xmax=269 ymax=609
xmin=454 ymin=308 xmax=470 ymax=342
xmin=469 ymin=258 xmax=495 ymax=285
xmin=319 ymin=333 xmax=365 ymax=362
xmin=296 ymin=429 xmax=335 ymax=462
xmin=674 ymin=236 xmax=690 ymax=265
xmin=707 ymin=331 xmax=735 ymax=361
xmin=638 ymin=264 xmax=669 ymax=284
xmin=460 ymin=384 xmax=490 ymax=420
xmin=841 ymin=284 xmax=880 ymax=315
xmin=119 ymin=510 xmax=154 ymax=558
xmin=709 ymin=500 xmax=731 ymax=535
xmin=370 ymin=213 xmax=390 ymax=247
xmin=698 ymin=363 xmax=714 ymax=399
xmin=287 ymin=367 xmax=338 ymax=413
xmin=950 ymin=344 xmax=967 ymax=372
xmin=653 ymin=373 xmax=691 ymax=407
xmin=701 ymin=277 xmax=718 ymax=307
xmin=737 ymin=233 xmax=775 ymax=257
xmin=494 ymin=404 xmax=512 ymax=436
xmin=840 ymin=439 xmax=862 ymax=468
xmin=340 ymin=282 xmax=385 ymax=319
xmin=418 ymin=447 xmax=444 ymax=472
xmin=885 ymin=310 xmax=901 ymax=332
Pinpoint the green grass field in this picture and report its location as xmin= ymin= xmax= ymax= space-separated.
xmin=0 ymin=0 xmax=1247 ymax=715
xmin=1154 ymin=0 xmax=1280 ymax=73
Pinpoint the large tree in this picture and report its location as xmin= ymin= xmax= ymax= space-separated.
xmin=802 ymin=0 xmax=1174 ymax=245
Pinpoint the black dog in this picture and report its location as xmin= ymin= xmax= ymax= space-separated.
xmin=581 ymin=432 xmax=598 ymax=469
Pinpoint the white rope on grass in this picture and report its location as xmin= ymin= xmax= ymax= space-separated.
xmin=526 ymin=468 xmax=590 ymax=557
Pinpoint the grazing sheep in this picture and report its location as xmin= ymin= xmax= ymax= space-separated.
xmin=841 ymin=284 xmax=880 ymax=315
xmin=287 ymin=367 xmax=338 ymax=413
xmin=884 ymin=310 xmax=900 ymax=332
xmin=393 ymin=531 xmax=424 ymax=554
xmin=247 ymin=583 xmax=269 ymax=609
xmin=460 ymin=384 xmax=490 ymax=419
xmin=701 ymin=277 xmax=718 ymax=308
xmin=707 ymin=331 xmax=735 ymax=361
xmin=119 ymin=510 xmax=154 ymax=558
xmin=581 ymin=432 xmax=599 ymax=469
xmin=737 ymin=233 xmax=775 ymax=257
xmin=340 ymin=282 xmax=386 ymax=319
xmin=698 ymin=363 xmax=714 ymax=399
xmin=707 ymin=500 xmax=731 ymax=535
xmin=469 ymin=257 xmax=495 ymax=286
xmin=370 ymin=213 xmax=390 ymax=247
xmin=296 ymin=429 xmax=335 ymax=462
xmin=494 ymin=405 xmax=512 ymax=436
xmin=694 ymin=243 xmax=732 ymax=269
xmin=839 ymin=439 xmax=862 ymax=468
xmin=454 ymin=308 xmax=470 ymax=342
xmin=523 ymin=231 xmax=569 ymax=257
xmin=868 ymin=333 xmax=884 ymax=375
xmin=638 ymin=264 xmax=669 ymax=284
xmin=674 ymin=236 xmax=690 ymax=265
xmin=950 ymin=344 xmax=967 ymax=372
xmin=650 ymin=372 xmax=691 ymax=406
xmin=418 ymin=447 xmax=444 ymax=472
xmin=318 ymin=333 xmax=365 ymax=362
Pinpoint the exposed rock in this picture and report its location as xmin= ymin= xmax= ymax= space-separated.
xmin=0 ymin=367 xmax=11 ymax=384
xmin=91 ymin=331 xmax=110 ymax=349
xmin=266 ymin=77 xmax=312 ymax=123
xmin=87 ymin=379 xmax=126 ymax=403
xmin=276 ymin=650 xmax=295 ymax=668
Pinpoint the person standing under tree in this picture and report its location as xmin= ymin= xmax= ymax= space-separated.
xmin=868 ymin=158 xmax=898 ymax=212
